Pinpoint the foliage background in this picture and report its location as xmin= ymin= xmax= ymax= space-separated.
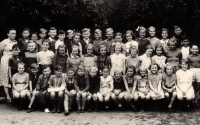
xmin=0 ymin=0 xmax=200 ymax=42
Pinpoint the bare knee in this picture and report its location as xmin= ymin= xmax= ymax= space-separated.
xmin=58 ymin=91 xmax=64 ymax=97
xmin=177 ymin=96 xmax=183 ymax=101
xmin=172 ymin=92 xmax=177 ymax=97
xmin=186 ymin=96 xmax=193 ymax=101
xmin=50 ymin=92 xmax=56 ymax=97
xmin=118 ymin=93 xmax=124 ymax=99
xmin=82 ymin=93 xmax=87 ymax=99
xmin=14 ymin=93 xmax=20 ymax=99
xmin=165 ymin=93 xmax=170 ymax=98
xmin=111 ymin=93 xmax=116 ymax=100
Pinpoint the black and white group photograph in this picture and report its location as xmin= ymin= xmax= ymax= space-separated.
xmin=0 ymin=0 xmax=200 ymax=124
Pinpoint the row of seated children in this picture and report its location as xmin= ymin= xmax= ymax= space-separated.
xmin=12 ymin=58 xmax=195 ymax=116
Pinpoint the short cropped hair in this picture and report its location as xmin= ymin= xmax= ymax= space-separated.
xmin=55 ymin=65 xmax=62 ymax=71
xmin=58 ymin=30 xmax=65 ymax=35
xmin=30 ymin=63 xmax=39 ymax=69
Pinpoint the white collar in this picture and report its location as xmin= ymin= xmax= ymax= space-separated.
xmin=70 ymin=54 xmax=79 ymax=58
xmin=49 ymin=37 xmax=55 ymax=42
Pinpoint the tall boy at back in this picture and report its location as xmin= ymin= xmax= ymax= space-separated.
xmin=37 ymin=28 xmax=47 ymax=52
xmin=47 ymin=27 xmax=57 ymax=53
xmin=80 ymin=28 xmax=93 ymax=55
xmin=18 ymin=28 xmax=30 ymax=53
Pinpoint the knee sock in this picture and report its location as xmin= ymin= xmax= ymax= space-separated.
xmin=76 ymin=99 xmax=81 ymax=109
xmin=87 ymin=100 xmax=92 ymax=109
xmin=82 ymin=99 xmax=86 ymax=109
xmin=58 ymin=96 xmax=63 ymax=110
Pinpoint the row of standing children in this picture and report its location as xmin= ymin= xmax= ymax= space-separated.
xmin=0 ymin=25 xmax=199 ymax=115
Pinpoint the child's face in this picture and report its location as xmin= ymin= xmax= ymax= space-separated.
xmin=94 ymin=32 xmax=101 ymax=40
xmin=145 ymin=48 xmax=153 ymax=57
xmin=90 ymin=70 xmax=97 ymax=77
xmin=31 ymin=68 xmax=39 ymax=75
xmin=13 ymin=49 xmax=20 ymax=56
xmin=115 ymin=46 xmax=121 ymax=54
xmin=150 ymin=65 xmax=158 ymax=74
xmin=181 ymin=62 xmax=188 ymax=71
xmin=31 ymin=34 xmax=38 ymax=41
xmin=140 ymin=69 xmax=146 ymax=77
xmin=58 ymin=34 xmax=65 ymax=41
xmin=72 ymin=48 xmax=78 ymax=56
xmin=55 ymin=69 xmax=62 ymax=77
xmin=114 ymin=36 xmax=122 ymax=43
xmin=175 ymin=28 xmax=182 ymax=35
xmin=169 ymin=42 xmax=176 ymax=50
xmin=115 ymin=72 xmax=122 ymax=78
xmin=67 ymin=70 xmax=74 ymax=78
xmin=43 ymin=67 xmax=51 ymax=76
xmin=73 ymin=35 xmax=80 ymax=43
xmin=8 ymin=30 xmax=16 ymax=40
xmin=18 ymin=65 xmax=25 ymax=74
xmin=130 ymin=49 xmax=137 ymax=57
xmin=59 ymin=48 xmax=65 ymax=55
xmin=28 ymin=43 xmax=36 ymax=52
xmin=39 ymin=32 xmax=47 ymax=39
xmin=77 ymin=69 xmax=85 ymax=76
xmin=87 ymin=47 xmax=93 ymax=54
xmin=49 ymin=30 xmax=57 ymax=38
xmin=139 ymin=31 xmax=146 ymax=39
xmin=182 ymin=39 xmax=189 ymax=47
xmin=127 ymin=68 xmax=134 ymax=76
xmin=82 ymin=31 xmax=90 ymax=39
xmin=191 ymin=45 xmax=199 ymax=55
xmin=42 ymin=42 xmax=49 ymax=51
xmin=156 ymin=47 xmax=162 ymax=56
xmin=166 ymin=66 xmax=173 ymax=75
xmin=22 ymin=30 xmax=30 ymax=39
xmin=149 ymin=29 xmax=155 ymax=37
xmin=102 ymin=68 xmax=109 ymax=78
xmin=162 ymin=31 xmax=168 ymax=39
xmin=106 ymin=32 xmax=113 ymax=40
xmin=100 ymin=47 xmax=106 ymax=55
xmin=126 ymin=33 xmax=132 ymax=42
xmin=67 ymin=33 xmax=73 ymax=39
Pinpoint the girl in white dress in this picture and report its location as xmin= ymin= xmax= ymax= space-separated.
xmin=176 ymin=59 xmax=194 ymax=109
xmin=110 ymin=43 xmax=125 ymax=76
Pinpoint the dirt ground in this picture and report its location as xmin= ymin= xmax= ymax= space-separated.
xmin=1 ymin=102 xmax=200 ymax=125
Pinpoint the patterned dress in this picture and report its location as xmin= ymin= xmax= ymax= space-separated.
xmin=0 ymin=38 xmax=17 ymax=87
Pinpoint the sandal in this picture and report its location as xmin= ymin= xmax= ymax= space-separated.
xmin=81 ymin=109 xmax=85 ymax=113
xmin=64 ymin=110 xmax=69 ymax=116
xmin=132 ymin=106 xmax=137 ymax=112
xmin=168 ymin=107 xmax=172 ymax=112
xmin=6 ymin=99 xmax=13 ymax=105
xmin=27 ymin=108 xmax=32 ymax=113
xmin=77 ymin=109 xmax=81 ymax=113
